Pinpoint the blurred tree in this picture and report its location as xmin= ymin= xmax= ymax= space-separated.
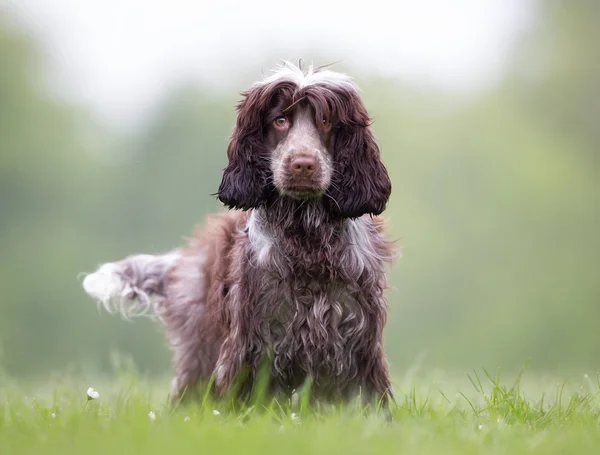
xmin=0 ymin=14 xmax=169 ymax=376
xmin=1 ymin=5 xmax=599 ymax=379
xmin=509 ymin=0 xmax=600 ymax=163
xmin=115 ymin=84 xmax=236 ymax=252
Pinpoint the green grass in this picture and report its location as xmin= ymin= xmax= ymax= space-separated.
xmin=1 ymin=369 xmax=600 ymax=455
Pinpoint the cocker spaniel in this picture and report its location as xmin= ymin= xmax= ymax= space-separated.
xmin=83 ymin=61 xmax=396 ymax=408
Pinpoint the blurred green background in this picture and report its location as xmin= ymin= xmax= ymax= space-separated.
xmin=0 ymin=1 xmax=598 ymax=380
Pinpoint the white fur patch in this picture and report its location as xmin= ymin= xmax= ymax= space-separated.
xmin=247 ymin=211 xmax=274 ymax=266
xmin=82 ymin=252 xmax=181 ymax=319
xmin=82 ymin=262 xmax=127 ymax=303
xmin=255 ymin=60 xmax=358 ymax=91
xmin=344 ymin=217 xmax=394 ymax=276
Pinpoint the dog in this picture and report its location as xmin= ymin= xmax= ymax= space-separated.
xmin=83 ymin=61 xmax=396 ymax=408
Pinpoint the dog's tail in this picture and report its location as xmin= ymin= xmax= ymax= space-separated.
xmin=81 ymin=252 xmax=180 ymax=319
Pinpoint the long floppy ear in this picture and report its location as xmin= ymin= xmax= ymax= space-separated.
xmin=217 ymin=86 xmax=275 ymax=210
xmin=325 ymin=107 xmax=392 ymax=219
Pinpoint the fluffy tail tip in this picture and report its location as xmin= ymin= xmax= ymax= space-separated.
xmin=81 ymin=262 xmax=155 ymax=319
xmin=82 ymin=263 xmax=125 ymax=303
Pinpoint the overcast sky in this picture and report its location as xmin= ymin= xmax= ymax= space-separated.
xmin=7 ymin=0 xmax=534 ymax=131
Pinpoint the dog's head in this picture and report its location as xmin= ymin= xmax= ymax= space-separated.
xmin=217 ymin=61 xmax=391 ymax=218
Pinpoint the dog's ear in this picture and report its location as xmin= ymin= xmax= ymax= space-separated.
xmin=217 ymin=86 xmax=275 ymax=210
xmin=325 ymin=98 xmax=391 ymax=218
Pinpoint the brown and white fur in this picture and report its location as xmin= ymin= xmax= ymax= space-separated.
xmin=82 ymin=61 xmax=396 ymax=408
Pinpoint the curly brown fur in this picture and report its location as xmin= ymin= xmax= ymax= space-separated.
xmin=82 ymin=61 xmax=397 ymax=408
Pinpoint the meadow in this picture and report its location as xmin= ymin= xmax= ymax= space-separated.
xmin=2 ymin=4 xmax=600 ymax=454
xmin=2 ymin=368 xmax=599 ymax=455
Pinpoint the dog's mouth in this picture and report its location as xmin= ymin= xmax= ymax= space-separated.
xmin=279 ymin=186 xmax=323 ymax=200
xmin=273 ymin=168 xmax=330 ymax=200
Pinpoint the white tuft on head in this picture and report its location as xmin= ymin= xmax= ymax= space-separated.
xmin=255 ymin=60 xmax=359 ymax=91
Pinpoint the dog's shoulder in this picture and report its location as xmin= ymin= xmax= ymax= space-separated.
xmin=187 ymin=209 xmax=249 ymax=249
xmin=346 ymin=215 xmax=398 ymax=267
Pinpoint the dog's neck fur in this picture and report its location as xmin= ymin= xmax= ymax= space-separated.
xmin=249 ymin=198 xmax=346 ymax=253
xmin=260 ymin=197 xmax=344 ymax=238
xmin=246 ymin=198 xmax=375 ymax=281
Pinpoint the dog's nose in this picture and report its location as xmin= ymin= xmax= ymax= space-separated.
xmin=290 ymin=155 xmax=318 ymax=176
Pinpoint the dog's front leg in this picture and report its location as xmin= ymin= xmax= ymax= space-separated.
xmin=213 ymin=285 xmax=257 ymax=399
xmin=361 ymin=292 xmax=395 ymax=412
xmin=365 ymin=341 xmax=394 ymax=407
xmin=214 ymin=335 xmax=250 ymax=398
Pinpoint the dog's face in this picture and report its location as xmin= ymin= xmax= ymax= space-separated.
xmin=217 ymin=62 xmax=392 ymax=218
xmin=266 ymin=104 xmax=334 ymax=200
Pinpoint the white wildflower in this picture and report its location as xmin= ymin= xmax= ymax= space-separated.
xmin=291 ymin=412 xmax=300 ymax=423
xmin=212 ymin=409 xmax=220 ymax=416
xmin=148 ymin=411 xmax=157 ymax=421
xmin=86 ymin=387 xmax=100 ymax=400
xmin=184 ymin=416 xmax=190 ymax=422
xmin=51 ymin=413 xmax=56 ymax=418
xmin=279 ymin=425 xmax=285 ymax=432
xmin=291 ymin=390 xmax=299 ymax=408
xmin=478 ymin=424 xmax=484 ymax=430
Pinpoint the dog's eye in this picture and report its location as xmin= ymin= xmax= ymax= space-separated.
xmin=321 ymin=118 xmax=331 ymax=130
xmin=273 ymin=116 xmax=288 ymax=128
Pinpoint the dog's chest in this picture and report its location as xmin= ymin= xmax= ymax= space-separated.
xmin=255 ymin=276 xmax=368 ymax=377
xmin=244 ymin=212 xmax=386 ymax=380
